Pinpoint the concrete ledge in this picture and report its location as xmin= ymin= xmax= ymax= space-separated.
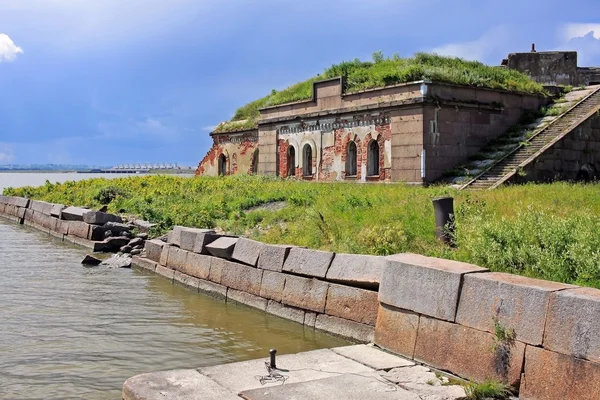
xmin=325 ymin=284 xmax=379 ymax=325
xmin=266 ymin=300 xmax=305 ymax=324
xmin=122 ymin=369 xmax=238 ymax=400
xmin=380 ymin=253 xmax=487 ymax=322
xmin=374 ymin=304 xmax=420 ymax=359
xmin=326 ymin=253 xmax=386 ymax=288
xmin=155 ymin=265 xmax=175 ymax=282
xmin=543 ymin=287 xmax=600 ymax=363
xmin=132 ymin=256 xmax=157 ymax=272
xmin=520 ymin=346 xmax=600 ymax=400
xmin=456 ymin=272 xmax=573 ymax=346
xmin=282 ymin=247 xmax=334 ymax=278
xmin=315 ymin=314 xmax=374 ymax=343
xmin=282 ymin=275 xmax=329 ymax=313
xmin=227 ymin=289 xmax=267 ymax=311
xmin=414 ymin=316 xmax=525 ymax=386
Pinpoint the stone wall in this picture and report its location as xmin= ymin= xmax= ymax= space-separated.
xmin=503 ymin=51 xmax=580 ymax=86
xmin=195 ymin=130 xmax=259 ymax=176
xmin=2 ymin=199 xmax=597 ymax=399
xmin=513 ymin=111 xmax=600 ymax=182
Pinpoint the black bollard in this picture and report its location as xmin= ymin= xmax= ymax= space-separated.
xmin=432 ymin=197 xmax=455 ymax=245
xmin=269 ymin=349 xmax=277 ymax=369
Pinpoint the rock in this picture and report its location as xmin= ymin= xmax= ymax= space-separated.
xmin=103 ymin=236 xmax=130 ymax=250
xmin=282 ymin=247 xmax=334 ymax=279
xmin=83 ymin=210 xmax=122 ymax=225
xmin=205 ymin=237 xmax=238 ymax=259
xmin=60 ymin=206 xmax=89 ymax=221
xmin=144 ymin=239 xmax=166 ymax=263
xmin=104 ymin=230 xmax=113 ymax=239
xmin=132 ymin=219 xmax=157 ymax=233
xmin=101 ymin=254 xmax=132 ymax=269
xmin=132 ymin=244 xmax=143 ymax=250
xmin=81 ymin=255 xmax=102 ymax=266
xmin=231 ymin=237 xmax=265 ymax=267
xmin=131 ymin=248 xmax=142 ymax=256
xmin=104 ymin=222 xmax=132 ymax=232
xmin=136 ymin=233 xmax=149 ymax=240
xmin=326 ymin=253 xmax=387 ymax=289
xmin=128 ymin=237 xmax=143 ymax=247
xmin=120 ymin=245 xmax=132 ymax=254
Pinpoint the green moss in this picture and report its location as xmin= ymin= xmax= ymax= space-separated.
xmin=214 ymin=52 xmax=546 ymax=133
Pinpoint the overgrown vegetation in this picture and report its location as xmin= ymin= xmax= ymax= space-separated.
xmin=464 ymin=380 xmax=513 ymax=400
xmin=5 ymin=176 xmax=600 ymax=287
xmin=214 ymin=52 xmax=545 ymax=133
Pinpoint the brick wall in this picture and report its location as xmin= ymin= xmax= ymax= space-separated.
xmin=196 ymin=130 xmax=259 ymax=176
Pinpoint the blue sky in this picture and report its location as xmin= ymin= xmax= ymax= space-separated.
xmin=1 ymin=0 xmax=599 ymax=167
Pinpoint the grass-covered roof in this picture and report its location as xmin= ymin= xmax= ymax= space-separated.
xmin=213 ymin=52 xmax=546 ymax=133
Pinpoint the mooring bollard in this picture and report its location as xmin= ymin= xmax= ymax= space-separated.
xmin=269 ymin=349 xmax=277 ymax=369
xmin=432 ymin=197 xmax=455 ymax=245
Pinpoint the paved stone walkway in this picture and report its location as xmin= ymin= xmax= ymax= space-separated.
xmin=122 ymin=344 xmax=466 ymax=400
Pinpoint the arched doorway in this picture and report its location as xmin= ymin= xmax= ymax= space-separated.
xmin=287 ymin=146 xmax=295 ymax=177
xmin=252 ymin=149 xmax=259 ymax=174
xmin=218 ymin=154 xmax=227 ymax=176
xmin=302 ymin=144 xmax=312 ymax=177
xmin=367 ymin=140 xmax=380 ymax=176
xmin=346 ymin=141 xmax=357 ymax=176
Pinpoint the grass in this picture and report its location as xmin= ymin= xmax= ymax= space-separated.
xmin=464 ymin=380 xmax=512 ymax=400
xmin=214 ymin=52 xmax=546 ymax=133
xmin=5 ymin=175 xmax=600 ymax=288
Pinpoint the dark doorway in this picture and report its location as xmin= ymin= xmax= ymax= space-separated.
xmin=346 ymin=141 xmax=357 ymax=176
xmin=218 ymin=154 xmax=227 ymax=176
xmin=287 ymin=146 xmax=295 ymax=177
xmin=367 ymin=140 xmax=379 ymax=176
xmin=302 ymin=144 xmax=312 ymax=177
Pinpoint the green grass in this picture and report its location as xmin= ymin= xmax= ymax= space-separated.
xmin=214 ymin=52 xmax=546 ymax=133
xmin=5 ymin=175 xmax=600 ymax=288
xmin=464 ymin=380 xmax=512 ymax=399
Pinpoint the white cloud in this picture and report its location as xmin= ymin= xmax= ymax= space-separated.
xmin=562 ymin=23 xmax=600 ymax=41
xmin=97 ymin=117 xmax=179 ymax=140
xmin=557 ymin=24 xmax=600 ymax=66
xmin=0 ymin=34 xmax=23 ymax=62
xmin=430 ymin=25 xmax=512 ymax=63
xmin=0 ymin=143 xmax=15 ymax=163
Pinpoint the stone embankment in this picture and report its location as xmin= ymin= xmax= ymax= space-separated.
xmin=0 ymin=195 xmax=598 ymax=399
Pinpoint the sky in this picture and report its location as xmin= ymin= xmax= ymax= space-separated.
xmin=1 ymin=0 xmax=599 ymax=167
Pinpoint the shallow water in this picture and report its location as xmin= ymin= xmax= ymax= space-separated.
xmin=0 ymin=219 xmax=348 ymax=399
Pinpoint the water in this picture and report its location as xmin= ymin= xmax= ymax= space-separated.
xmin=0 ymin=208 xmax=348 ymax=399
xmin=0 ymin=172 xmax=193 ymax=193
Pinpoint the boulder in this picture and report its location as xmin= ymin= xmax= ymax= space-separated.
xmin=132 ymin=219 xmax=157 ymax=233
xmin=131 ymin=248 xmax=142 ymax=256
xmin=104 ymin=222 xmax=132 ymax=232
xmin=103 ymin=236 xmax=131 ymax=250
xmin=83 ymin=211 xmax=122 ymax=225
xmin=205 ymin=237 xmax=238 ymax=260
xmin=120 ymin=245 xmax=132 ymax=254
xmin=60 ymin=206 xmax=89 ymax=221
xmin=128 ymin=237 xmax=144 ymax=247
xmin=101 ymin=254 xmax=132 ymax=268
xmin=136 ymin=233 xmax=149 ymax=240
xmin=81 ymin=255 xmax=102 ymax=266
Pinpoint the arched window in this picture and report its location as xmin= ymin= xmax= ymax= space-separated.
xmin=218 ymin=154 xmax=227 ymax=176
xmin=346 ymin=141 xmax=357 ymax=176
xmin=252 ymin=149 xmax=259 ymax=174
xmin=367 ymin=140 xmax=380 ymax=176
xmin=302 ymin=144 xmax=312 ymax=177
xmin=287 ymin=146 xmax=295 ymax=177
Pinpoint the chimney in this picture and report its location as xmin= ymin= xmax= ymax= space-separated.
xmin=531 ymin=43 xmax=536 ymax=53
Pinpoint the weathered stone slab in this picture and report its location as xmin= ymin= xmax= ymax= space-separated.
xmin=155 ymin=265 xmax=175 ymax=281
xmin=179 ymin=227 xmax=215 ymax=251
xmin=50 ymin=203 xmax=65 ymax=218
xmin=257 ymin=244 xmax=292 ymax=272
xmin=219 ymin=261 xmax=263 ymax=296
xmin=60 ymin=206 xmax=89 ymax=221
xmin=381 ymin=366 xmax=467 ymax=399
xmin=8 ymin=196 xmax=29 ymax=208
xmin=205 ymin=237 xmax=238 ymax=260
xmin=131 ymin=256 xmax=157 ymax=272
xmin=132 ymin=219 xmax=156 ymax=233
xmin=239 ymin=373 xmax=420 ymax=400
xmin=304 ymin=312 xmax=317 ymax=327
xmin=543 ymin=287 xmax=600 ymax=362
xmin=122 ymin=369 xmax=239 ymax=400
xmin=207 ymin=257 xmax=225 ymax=284
xmin=282 ymin=275 xmax=329 ymax=313
xmin=520 ymin=345 xmax=600 ymax=400
xmin=16 ymin=206 xmax=26 ymax=220
xmin=183 ymin=252 xmax=212 ymax=280
xmin=159 ymin=243 xmax=172 ymax=266
xmin=165 ymin=246 xmax=189 ymax=272
xmin=192 ymin=232 xmax=223 ymax=254
xmin=325 ymin=284 xmax=379 ymax=326
xmin=64 ymin=235 xmax=110 ymax=252
xmin=260 ymin=270 xmax=286 ymax=302
xmin=282 ymin=247 xmax=334 ymax=278
xmin=68 ymin=221 xmax=91 ymax=239
xmin=88 ymin=225 xmax=105 ymax=241
xmin=380 ymin=253 xmax=487 ymax=322
xmin=456 ymin=272 xmax=573 ymax=346
xmin=332 ymin=344 xmax=414 ymax=370
xmin=197 ymin=279 xmax=227 ymax=299
xmin=374 ymin=304 xmax=420 ymax=359
xmin=227 ymin=289 xmax=268 ymax=311
xmin=174 ymin=271 xmax=201 ymax=290
xmin=199 ymin=348 xmax=373 ymax=394
xmin=266 ymin=300 xmax=305 ymax=324
xmin=144 ymin=239 xmax=166 ymax=263
xmin=315 ymin=314 xmax=375 ymax=343
xmin=231 ymin=237 xmax=264 ymax=266
xmin=29 ymin=200 xmax=53 ymax=215
xmin=414 ymin=316 xmax=525 ymax=386
xmin=83 ymin=210 xmax=122 ymax=225
xmin=326 ymin=254 xmax=387 ymax=288
xmin=55 ymin=219 xmax=69 ymax=235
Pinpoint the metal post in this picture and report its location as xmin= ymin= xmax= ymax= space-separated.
xmin=432 ymin=197 xmax=455 ymax=245
xmin=269 ymin=349 xmax=277 ymax=369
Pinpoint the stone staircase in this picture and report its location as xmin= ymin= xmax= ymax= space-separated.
xmin=460 ymin=86 xmax=600 ymax=190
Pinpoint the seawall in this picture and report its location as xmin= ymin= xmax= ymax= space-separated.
xmin=1 ymin=195 xmax=598 ymax=399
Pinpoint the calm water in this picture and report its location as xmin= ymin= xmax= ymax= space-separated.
xmin=0 ymin=172 xmax=194 ymax=193
xmin=0 ymin=175 xmax=348 ymax=399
